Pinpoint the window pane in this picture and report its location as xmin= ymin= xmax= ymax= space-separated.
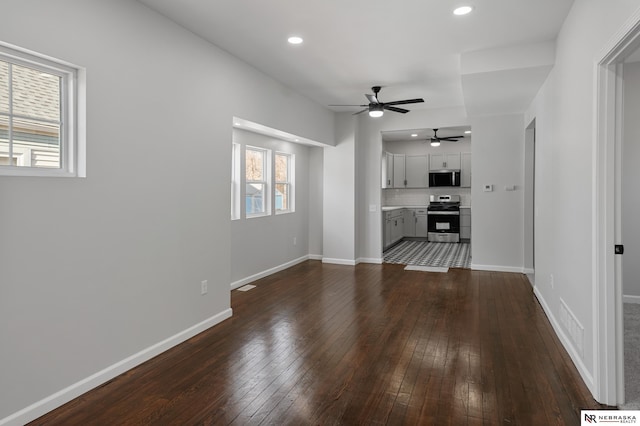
xmin=276 ymin=183 xmax=289 ymax=211
xmin=12 ymin=64 xmax=60 ymax=122
xmin=13 ymin=116 xmax=60 ymax=168
xmin=275 ymin=153 xmax=288 ymax=182
xmin=246 ymin=149 xmax=264 ymax=181
xmin=246 ymin=183 xmax=265 ymax=215
xmin=0 ymin=61 xmax=8 ymax=114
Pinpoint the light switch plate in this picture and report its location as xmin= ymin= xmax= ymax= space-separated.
xmin=483 ymin=184 xmax=493 ymax=192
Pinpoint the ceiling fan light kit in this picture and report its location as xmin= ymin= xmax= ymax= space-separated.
xmin=329 ymin=86 xmax=424 ymax=118
xmin=369 ymin=104 xmax=384 ymax=118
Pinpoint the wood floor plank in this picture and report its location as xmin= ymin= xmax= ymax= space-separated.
xmin=29 ymin=261 xmax=605 ymax=425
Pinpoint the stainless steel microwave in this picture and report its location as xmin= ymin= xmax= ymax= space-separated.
xmin=429 ymin=170 xmax=460 ymax=187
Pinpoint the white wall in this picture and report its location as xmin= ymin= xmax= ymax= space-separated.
xmin=308 ymin=147 xmax=324 ymax=258
xmin=469 ymin=114 xmax=525 ymax=271
xmin=323 ymin=113 xmax=356 ymax=264
xmin=230 ymin=130 xmax=317 ymax=285
xmin=0 ymin=0 xmax=334 ymax=422
xmin=524 ymin=0 xmax=640 ymax=399
xmin=623 ymin=61 xmax=640 ymax=300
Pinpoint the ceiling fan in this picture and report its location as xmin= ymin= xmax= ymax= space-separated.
xmin=429 ymin=128 xmax=465 ymax=143
xmin=329 ymin=86 xmax=424 ymax=117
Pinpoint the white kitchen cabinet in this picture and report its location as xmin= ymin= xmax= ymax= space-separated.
xmin=460 ymin=207 xmax=471 ymax=240
xmin=415 ymin=209 xmax=429 ymax=237
xmin=383 ymin=209 xmax=405 ymax=250
xmin=461 ymin=152 xmax=472 ymax=187
xmin=405 ymin=155 xmax=429 ymax=188
xmin=382 ymin=152 xmax=394 ymax=188
xmin=393 ymin=154 xmax=406 ymax=188
xmin=403 ymin=209 xmax=416 ymax=237
xmin=430 ymin=153 xmax=461 ymax=170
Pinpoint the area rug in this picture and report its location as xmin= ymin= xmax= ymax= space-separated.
xmin=384 ymin=241 xmax=471 ymax=269
xmin=622 ymin=303 xmax=640 ymax=409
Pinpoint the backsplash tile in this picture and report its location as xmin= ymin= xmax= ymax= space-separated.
xmin=383 ymin=188 xmax=472 ymax=206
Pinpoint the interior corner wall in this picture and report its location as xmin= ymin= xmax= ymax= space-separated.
xmin=523 ymin=0 xmax=640 ymax=400
xmin=0 ymin=0 xmax=334 ymax=422
xmin=469 ymin=113 xmax=525 ymax=271
xmin=323 ymin=113 xmax=356 ymax=264
xmin=623 ymin=61 xmax=640 ymax=300
xmin=308 ymin=146 xmax=324 ymax=258
xmin=230 ymin=130 xmax=313 ymax=284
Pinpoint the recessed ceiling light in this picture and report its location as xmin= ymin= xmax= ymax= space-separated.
xmin=430 ymin=141 xmax=441 ymax=147
xmin=453 ymin=6 xmax=473 ymax=15
xmin=288 ymin=36 xmax=303 ymax=45
xmin=464 ymin=130 xmax=471 ymax=134
xmin=411 ymin=133 xmax=418 ymax=137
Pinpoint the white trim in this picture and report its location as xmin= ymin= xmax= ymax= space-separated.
xmin=356 ymin=257 xmax=383 ymax=264
xmin=308 ymin=254 xmax=323 ymax=261
xmin=523 ymin=268 xmax=535 ymax=275
xmin=623 ymin=295 xmax=640 ymax=304
xmin=321 ymin=257 xmax=357 ymax=266
xmin=230 ymin=255 xmax=310 ymax=290
xmin=0 ymin=309 xmax=233 ymax=426
xmin=470 ymin=263 xmax=525 ymax=273
xmin=534 ymin=287 xmax=595 ymax=393
xmin=592 ymin=6 xmax=640 ymax=406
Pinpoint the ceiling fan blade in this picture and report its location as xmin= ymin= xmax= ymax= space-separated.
xmin=383 ymin=105 xmax=409 ymax=114
xmin=352 ymin=108 xmax=368 ymax=115
xmin=440 ymin=135 xmax=465 ymax=140
xmin=384 ymin=98 xmax=425 ymax=106
xmin=329 ymin=104 xmax=368 ymax=107
xmin=365 ymin=94 xmax=378 ymax=104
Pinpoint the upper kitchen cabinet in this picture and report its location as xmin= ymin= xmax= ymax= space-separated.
xmin=430 ymin=153 xmax=460 ymax=170
xmin=381 ymin=152 xmax=394 ymax=188
xmin=405 ymin=155 xmax=428 ymax=188
xmin=461 ymin=152 xmax=471 ymax=187
xmin=383 ymin=154 xmax=428 ymax=188
xmin=393 ymin=154 xmax=406 ymax=188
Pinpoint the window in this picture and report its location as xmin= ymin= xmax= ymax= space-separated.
xmin=0 ymin=42 xmax=85 ymax=177
xmin=245 ymin=146 xmax=269 ymax=217
xmin=275 ymin=152 xmax=294 ymax=213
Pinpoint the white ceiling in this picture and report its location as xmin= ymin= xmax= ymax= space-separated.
xmin=137 ymin=0 xmax=573 ymax=117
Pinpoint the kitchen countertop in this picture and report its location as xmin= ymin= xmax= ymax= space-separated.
xmin=382 ymin=205 xmax=471 ymax=211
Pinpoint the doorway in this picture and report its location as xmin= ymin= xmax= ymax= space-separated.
xmin=524 ymin=119 xmax=536 ymax=284
xmin=594 ymin=11 xmax=640 ymax=406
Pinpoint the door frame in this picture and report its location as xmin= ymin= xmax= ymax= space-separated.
xmin=594 ymin=8 xmax=640 ymax=405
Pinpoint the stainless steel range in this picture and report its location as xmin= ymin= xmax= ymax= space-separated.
xmin=427 ymin=194 xmax=460 ymax=243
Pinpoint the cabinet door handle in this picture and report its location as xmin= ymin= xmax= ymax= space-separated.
xmin=443 ymin=161 xmax=447 ymax=168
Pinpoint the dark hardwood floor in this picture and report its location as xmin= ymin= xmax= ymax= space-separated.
xmin=31 ymin=261 xmax=604 ymax=425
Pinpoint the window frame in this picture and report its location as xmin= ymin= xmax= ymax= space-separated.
xmin=244 ymin=145 xmax=271 ymax=218
xmin=274 ymin=151 xmax=294 ymax=215
xmin=0 ymin=42 xmax=86 ymax=177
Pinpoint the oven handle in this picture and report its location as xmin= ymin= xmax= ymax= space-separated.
xmin=427 ymin=211 xmax=460 ymax=215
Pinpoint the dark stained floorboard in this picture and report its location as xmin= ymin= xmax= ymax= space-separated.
xmin=30 ymin=261 xmax=605 ymax=425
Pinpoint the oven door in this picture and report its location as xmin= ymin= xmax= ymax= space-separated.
xmin=427 ymin=211 xmax=460 ymax=242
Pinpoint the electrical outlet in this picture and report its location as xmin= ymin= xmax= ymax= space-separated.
xmin=201 ymin=280 xmax=208 ymax=295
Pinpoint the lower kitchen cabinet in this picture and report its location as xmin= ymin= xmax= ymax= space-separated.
xmin=415 ymin=209 xmax=429 ymax=237
xmin=404 ymin=209 xmax=416 ymax=237
xmin=383 ymin=210 xmax=405 ymax=250
xmin=460 ymin=207 xmax=471 ymax=240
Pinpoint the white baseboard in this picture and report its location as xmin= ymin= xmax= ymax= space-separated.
xmin=523 ymin=268 xmax=535 ymax=275
xmin=533 ymin=287 xmax=596 ymax=396
xmin=308 ymin=254 xmax=323 ymax=261
xmin=322 ymin=257 xmax=357 ymax=266
xmin=623 ymin=295 xmax=640 ymax=304
xmin=1 ymin=309 xmax=233 ymax=426
xmin=230 ymin=255 xmax=310 ymax=290
xmin=470 ymin=263 xmax=525 ymax=273
xmin=356 ymin=257 xmax=383 ymax=264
